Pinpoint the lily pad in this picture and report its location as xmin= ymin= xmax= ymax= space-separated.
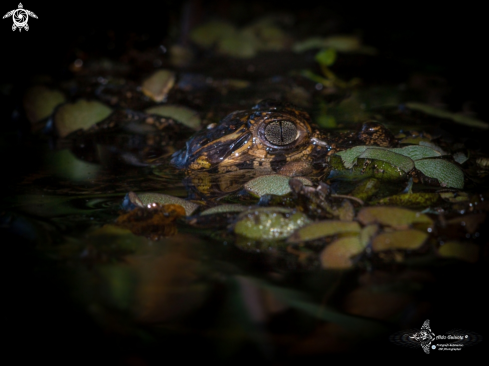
xmin=414 ymin=159 xmax=464 ymax=189
xmin=244 ymin=175 xmax=312 ymax=197
xmin=200 ymin=204 xmax=247 ymax=216
xmin=217 ymin=31 xmax=258 ymax=58
xmin=128 ymin=192 xmax=200 ymax=216
xmin=23 ymin=86 xmax=66 ymax=124
xmin=438 ymin=241 xmax=479 ymax=263
xmin=287 ymin=221 xmax=360 ymax=243
xmin=145 ymin=105 xmax=201 ymax=130
xmin=54 ymin=99 xmax=113 ymax=138
xmin=315 ymin=48 xmax=337 ymax=66
xmin=141 ymin=69 xmax=176 ymax=102
xmin=390 ymin=145 xmax=442 ymax=161
xmin=372 ymin=229 xmax=429 ymax=251
xmin=234 ymin=208 xmax=311 ymax=240
xmin=357 ymin=207 xmax=433 ymax=228
xmin=320 ymin=236 xmax=365 ymax=269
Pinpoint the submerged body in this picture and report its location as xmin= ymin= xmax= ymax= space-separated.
xmin=171 ymin=99 xmax=396 ymax=176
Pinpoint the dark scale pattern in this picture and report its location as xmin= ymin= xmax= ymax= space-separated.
xmin=264 ymin=120 xmax=297 ymax=145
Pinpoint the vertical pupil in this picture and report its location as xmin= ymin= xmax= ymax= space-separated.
xmin=264 ymin=121 xmax=297 ymax=145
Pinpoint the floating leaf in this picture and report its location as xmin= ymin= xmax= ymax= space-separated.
xmin=23 ymin=86 xmax=65 ymax=124
xmin=128 ymin=192 xmax=200 ymax=216
xmin=335 ymin=146 xmax=370 ymax=168
xmin=357 ymin=207 xmax=433 ymax=228
xmin=406 ymin=102 xmax=489 ymax=129
xmin=415 ymin=159 xmax=464 ymax=189
xmin=360 ymin=224 xmax=379 ymax=247
xmin=438 ymin=241 xmax=479 ymax=263
xmin=217 ymin=31 xmax=258 ymax=58
xmin=390 ymin=145 xmax=442 ymax=161
xmin=244 ymin=175 xmax=312 ymax=197
xmin=54 ymin=99 xmax=113 ymax=138
xmin=418 ymin=141 xmax=447 ymax=155
xmin=234 ymin=208 xmax=311 ymax=240
xmin=200 ymin=204 xmax=247 ymax=216
xmin=46 ymin=149 xmax=100 ymax=181
xmin=439 ymin=191 xmax=469 ymax=203
xmin=359 ymin=149 xmax=414 ymax=173
xmin=338 ymin=199 xmax=355 ymax=221
xmin=141 ymin=69 xmax=176 ymax=102
xmin=145 ymin=105 xmax=201 ymax=130
xmin=320 ymin=236 xmax=364 ymax=269
xmin=371 ymin=193 xmax=440 ymax=208
xmin=288 ymin=221 xmax=360 ymax=243
xmin=372 ymin=229 xmax=428 ymax=251
xmin=315 ymin=48 xmax=337 ymax=66
xmin=453 ymin=152 xmax=469 ymax=164
xmin=190 ymin=21 xmax=236 ymax=48
xmin=351 ymin=178 xmax=380 ymax=201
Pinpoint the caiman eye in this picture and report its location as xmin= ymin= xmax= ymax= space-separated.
xmin=264 ymin=120 xmax=298 ymax=146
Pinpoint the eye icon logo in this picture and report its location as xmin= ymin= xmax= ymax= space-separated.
xmin=3 ymin=3 xmax=38 ymax=32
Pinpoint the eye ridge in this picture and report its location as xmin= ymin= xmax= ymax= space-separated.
xmin=264 ymin=120 xmax=297 ymax=146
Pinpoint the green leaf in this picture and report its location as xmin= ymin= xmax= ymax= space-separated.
xmin=320 ymin=236 xmax=365 ymax=269
xmin=244 ymin=175 xmax=312 ymax=197
xmin=54 ymin=99 xmax=112 ymax=138
xmin=145 ymin=105 xmax=201 ymax=130
xmin=315 ymin=48 xmax=337 ymax=66
xmin=23 ymin=86 xmax=65 ymax=124
xmin=372 ymin=229 xmax=429 ymax=251
xmin=357 ymin=206 xmax=433 ymax=228
xmin=359 ymin=148 xmax=414 ymax=173
xmin=200 ymin=204 xmax=247 ymax=215
xmin=141 ymin=69 xmax=176 ymax=103
xmin=288 ymin=220 xmax=360 ymax=243
xmin=390 ymin=145 xmax=443 ymax=161
xmin=335 ymin=146 xmax=370 ymax=168
xmin=234 ymin=208 xmax=311 ymax=240
xmin=414 ymin=159 xmax=464 ymax=189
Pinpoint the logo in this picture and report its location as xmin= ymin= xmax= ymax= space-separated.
xmin=390 ymin=319 xmax=482 ymax=354
xmin=3 ymin=3 xmax=38 ymax=32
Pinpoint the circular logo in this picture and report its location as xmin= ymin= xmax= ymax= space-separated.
xmin=12 ymin=9 xmax=28 ymax=27
xmin=432 ymin=345 xmax=436 ymax=349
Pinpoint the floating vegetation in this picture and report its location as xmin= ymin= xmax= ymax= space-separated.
xmin=23 ymin=86 xmax=65 ymax=124
xmin=200 ymin=204 xmax=248 ymax=215
xmin=371 ymin=229 xmax=428 ymax=251
xmin=288 ymin=220 xmax=360 ymax=243
xmin=438 ymin=241 xmax=479 ymax=263
xmin=54 ymin=99 xmax=112 ymax=138
xmin=234 ymin=207 xmax=311 ymax=240
xmin=357 ymin=207 xmax=433 ymax=228
xmin=141 ymin=69 xmax=176 ymax=102
xmin=414 ymin=159 xmax=464 ymax=189
xmin=244 ymin=174 xmax=312 ymax=197
xmin=320 ymin=236 xmax=365 ymax=269
xmin=145 ymin=105 xmax=201 ymax=130
xmin=125 ymin=192 xmax=200 ymax=216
